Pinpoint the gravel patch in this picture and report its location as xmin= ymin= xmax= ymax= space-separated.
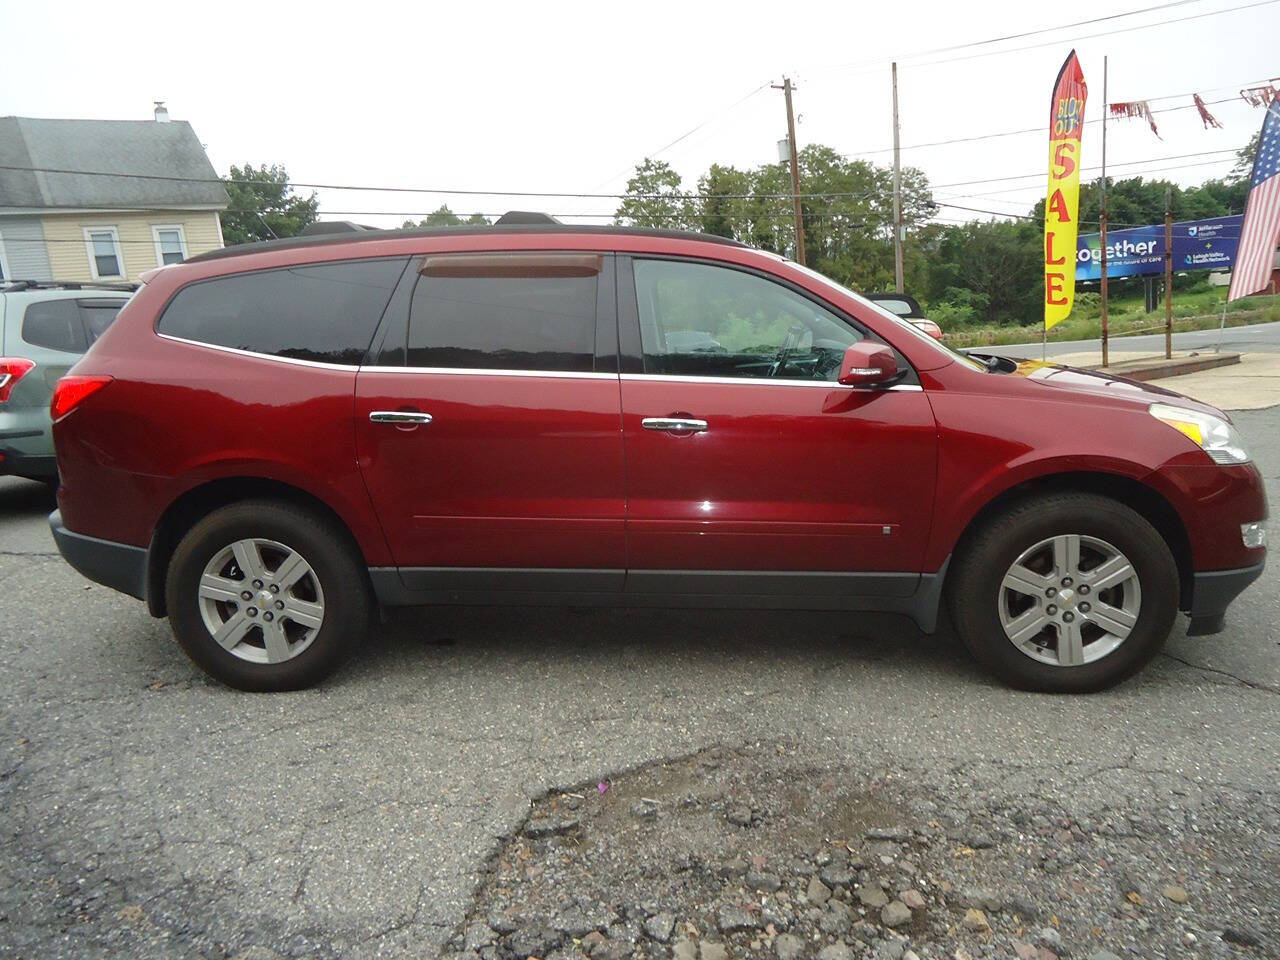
xmin=444 ymin=744 xmax=1278 ymax=960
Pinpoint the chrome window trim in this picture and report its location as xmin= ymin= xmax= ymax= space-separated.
xmin=156 ymin=333 xmax=360 ymax=371
xmin=359 ymin=365 xmax=617 ymax=380
xmin=620 ymin=372 xmax=922 ymax=391
xmin=151 ymin=339 xmax=924 ymax=392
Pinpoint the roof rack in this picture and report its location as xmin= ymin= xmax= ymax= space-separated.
xmin=1 ymin=279 xmax=139 ymax=293
xmin=190 ymin=219 xmax=746 ymax=264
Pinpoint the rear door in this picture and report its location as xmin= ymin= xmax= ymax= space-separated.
xmin=354 ymin=251 xmax=626 ymax=596
xmin=617 ymin=256 xmax=937 ymax=601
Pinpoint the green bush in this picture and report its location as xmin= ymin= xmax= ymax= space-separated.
xmin=930 ymin=300 xmax=980 ymax=328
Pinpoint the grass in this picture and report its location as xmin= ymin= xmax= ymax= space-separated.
xmin=943 ymin=289 xmax=1279 ymax=349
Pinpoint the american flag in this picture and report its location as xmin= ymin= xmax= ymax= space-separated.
xmin=1228 ymin=99 xmax=1280 ymax=302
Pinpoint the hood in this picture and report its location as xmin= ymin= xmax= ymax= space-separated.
xmin=1007 ymin=358 xmax=1230 ymax=419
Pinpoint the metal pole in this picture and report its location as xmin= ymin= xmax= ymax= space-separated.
xmin=773 ymin=77 xmax=807 ymax=266
xmin=892 ymin=62 xmax=904 ymax=292
xmin=1100 ymin=55 xmax=1109 ymax=367
xmin=1164 ymin=185 xmax=1173 ymax=360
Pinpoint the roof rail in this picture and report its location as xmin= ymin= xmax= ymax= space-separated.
xmin=189 ymin=223 xmax=747 ymax=264
xmin=1 ymin=279 xmax=139 ymax=293
xmin=494 ymin=211 xmax=561 ymax=225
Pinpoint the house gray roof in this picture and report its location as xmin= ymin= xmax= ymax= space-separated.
xmin=0 ymin=116 xmax=228 ymax=211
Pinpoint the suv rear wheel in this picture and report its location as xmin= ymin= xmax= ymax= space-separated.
xmin=948 ymin=492 xmax=1179 ymax=693
xmin=165 ymin=500 xmax=370 ymax=691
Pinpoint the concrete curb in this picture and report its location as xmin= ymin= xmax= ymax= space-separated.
xmin=1083 ymin=352 xmax=1241 ymax=382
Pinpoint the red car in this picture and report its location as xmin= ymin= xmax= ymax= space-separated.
xmin=49 ymin=223 xmax=1266 ymax=693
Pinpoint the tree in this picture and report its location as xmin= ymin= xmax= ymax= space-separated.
xmin=614 ymin=159 xmax=697 ymax=230
xmin=402 ymin=205 xmax=489 ymax=228
xmin=924 ymin=219 xmax=1043 ymax=326
xmin=220 ymin=164 xmax=319 ymax=245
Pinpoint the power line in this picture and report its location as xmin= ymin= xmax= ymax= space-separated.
xmin=819 ymin=0 xmax=1279 ymax=77
xmin=591 ymin=82 xmax=772 ymax=189
xmin=0 ymin=145 xmax=1248 ymax=204
xmin=816 ymin=0 xmax=1208 ymax=74
xmin=851 ymin=94 xmax=1254 ymax=157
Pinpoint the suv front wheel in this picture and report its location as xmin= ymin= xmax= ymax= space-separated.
xmin=948 ymin=492 xmax=1180 ymax=693
xmin=165 ymin=500 xmax=370 ymax=691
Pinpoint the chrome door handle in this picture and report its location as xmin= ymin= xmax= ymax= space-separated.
xmin=369 ymin=411 xmax=433 ymax=424
xmin=642 ymin=417 xmax=708 ymax=433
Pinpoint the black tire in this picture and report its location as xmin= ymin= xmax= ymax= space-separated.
xmin=947 ymin=492 xmax=1179 ymax=693
xmin=165 ymin=500 xmax=371 ymax=691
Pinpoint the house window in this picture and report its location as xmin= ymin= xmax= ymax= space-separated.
xmin=0 ymin=231 xmax=9 ymax=281
xmin=151 ymin=225 xmax=187 ymax=266
xmin=83 ymin=227 xmax=124 ymax=279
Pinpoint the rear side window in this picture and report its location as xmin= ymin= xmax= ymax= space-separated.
xmin=22 ymin=300 xmax=87 ymax=353
xmin=80 ymin=299 xmax=126 ymax=344
xmin=406 ymin=253 xmax=599 ymax=372
xmin=158 ymin=258 xmax=408 ymax=365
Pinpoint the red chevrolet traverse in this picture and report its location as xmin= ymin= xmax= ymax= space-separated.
xmin=48 ymin=223 xmax=1267 ymax=692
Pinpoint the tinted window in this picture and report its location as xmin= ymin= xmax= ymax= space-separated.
xmin=633 ymin=259 xmax=860 ymax=381
xmin=406 ymin=254 xmax=598 ymax=372
xmin=79 ymin=300 xmax=126 ymax=344
xmin=158 ymin=258 xmax=407 ymax=365
xmin=22 ymin=299 xmax=87 ymax=353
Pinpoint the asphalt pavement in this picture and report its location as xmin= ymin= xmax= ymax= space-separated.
xmin=1 ymin=406 xmax=1277 ymax=959
xmin=978 ymin=319 xmax=1280 ymax=359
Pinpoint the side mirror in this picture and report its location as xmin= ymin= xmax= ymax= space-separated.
xmin=838 ymin=341 xmax=899 ymax=386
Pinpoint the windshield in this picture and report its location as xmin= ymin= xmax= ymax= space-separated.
xmin=787 ymin=262 xmax=987 ymax=372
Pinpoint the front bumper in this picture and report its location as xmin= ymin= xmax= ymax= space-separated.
xmin=1185 ymin=560 xmax=1266 ymax=635
xmin=49 ymin=510 xmax=148 ymax=601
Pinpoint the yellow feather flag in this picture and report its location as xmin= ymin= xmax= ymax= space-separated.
xmin=1044 ymin=51 xmax=1087 ymax=330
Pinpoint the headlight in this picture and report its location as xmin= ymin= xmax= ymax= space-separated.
xmin=1149 ymin=403 xmax=1251 ymax=465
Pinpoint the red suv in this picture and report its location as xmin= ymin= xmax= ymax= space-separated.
xmin=48 ymin=224 xmax=1267 ymax=692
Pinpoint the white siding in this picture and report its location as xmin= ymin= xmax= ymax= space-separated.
xmin=0 ymin=216 xmax=54 ymax=281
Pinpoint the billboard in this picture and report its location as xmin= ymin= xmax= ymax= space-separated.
xmin=1075 ymin=214 xmax=1242 ymax=281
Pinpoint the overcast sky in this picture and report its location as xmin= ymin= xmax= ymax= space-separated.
xmin=2 ymin=0 xmax=1276 ymax=230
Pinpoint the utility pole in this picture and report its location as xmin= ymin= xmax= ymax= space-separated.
xmin=1100 ymin=56 xmax=1110 ymax=367
xmin=891 ymin=62 xmax=904 ymax=292
xmin=773 ymin=77 xmax=806 ymax=266
xmin=1164 ymin=185 xmax=1173 ymax=360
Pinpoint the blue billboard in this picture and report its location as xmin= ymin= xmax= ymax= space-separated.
xmin=1076 ymin=214 xmax=1241 ymax=281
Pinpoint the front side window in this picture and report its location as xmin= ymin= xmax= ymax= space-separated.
xmin=633 ymin=258 xmax=860 ymax=381
xmin=407 ymin=253 xmax=599 ymax=372
xmin=22 ymin=299 xmax=86 ymax=353
xmin=153 ymin=226 xmax=186 ymax=266
xmin=157 ymin=258 xmax=407 ymax=365
xmin=85 ymin=228 xmax=123 ymax=279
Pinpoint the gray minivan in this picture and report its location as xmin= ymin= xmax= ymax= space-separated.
xmin=1 ymin=282 xmax=132 ymax=483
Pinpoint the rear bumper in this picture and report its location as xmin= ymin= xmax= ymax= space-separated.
xmin=49 ymin=510 xmax=148 ymax=601
xmin=0 ymin=448 xmax=56 ymax=480
xmin=1186 ymin=560 xmax=1265 ymax=636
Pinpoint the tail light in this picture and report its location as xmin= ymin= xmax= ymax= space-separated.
xmin=0 ymin=358 xmax=36 ymax=404
xmin=51 ymin=375 xmax=113 ymax=421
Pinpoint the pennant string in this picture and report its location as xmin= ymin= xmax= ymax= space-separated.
xmin=1192 ymin=94 xmax=1224 ymax=129
xmin=1239 ymin=84 xmax=1278 ymax=107
xmin=1109 ymin=101 xmax=1161 ymax=138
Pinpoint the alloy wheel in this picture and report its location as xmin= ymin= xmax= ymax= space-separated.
xmin=997 ymin=533 xmax=1141 ymax=668
xmin=196 ymin=538 xmax=326 ymax=664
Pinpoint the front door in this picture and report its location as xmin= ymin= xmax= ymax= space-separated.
xmin=617 ymin=256 xmax=937 ymax=600
xmin=355 ymin=252 xmax=626 ymax=595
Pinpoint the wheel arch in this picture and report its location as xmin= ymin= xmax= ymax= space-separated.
xmin=946 ymin=471 xmax=1194 ymax=612
xmin=145 ymin=476 xmax=370 ymax=618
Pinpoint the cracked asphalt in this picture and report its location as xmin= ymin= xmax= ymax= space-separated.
xmin=1 ymin=407 xmax=1276 ymax=959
